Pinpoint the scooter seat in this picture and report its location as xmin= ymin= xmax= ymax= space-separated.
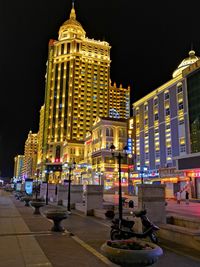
xmin=112 ymin=218 xmax=135 ymax=228
xmin=134 ymin=210 xmax=147 ymax=217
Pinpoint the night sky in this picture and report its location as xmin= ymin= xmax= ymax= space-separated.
xmin=1 ymin=0 xmax=200 ymax=177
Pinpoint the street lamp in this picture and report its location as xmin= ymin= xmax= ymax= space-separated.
xmin=110 ymin=144 xmax=128 ymax=222
xmin=67 ymin=161 xmax=76 ymax=214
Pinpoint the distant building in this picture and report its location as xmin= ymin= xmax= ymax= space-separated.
xmin=109 ymin=82 xmax=130 ymax=119
xmin=22 ymin=131 xmax=38 ymax=179
xmin=13 ymin=155 xmax=24 ymax=180
xmin=37 ymin=105 xmax=45 ymax=174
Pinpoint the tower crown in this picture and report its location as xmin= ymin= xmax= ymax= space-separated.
xmin=172 ymin=50 xmax=200 ymax=78
xmin=58 ymin=3 xmax=85 ymax=41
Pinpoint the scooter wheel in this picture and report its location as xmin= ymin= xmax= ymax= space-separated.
xmin=110 ymin=230 xmax=122 ymax=240
xmin=149 ymin=232 xmax=158 ymax=244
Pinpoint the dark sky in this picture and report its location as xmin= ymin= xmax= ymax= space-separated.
xmin=1 ymin=0 xmax=200 ymax=177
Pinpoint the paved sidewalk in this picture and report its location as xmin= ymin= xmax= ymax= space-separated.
xmin=0 ymin=190 xmax=52 ymax=267
xmin=1 ymin=190 xmax=200 ymax=267
xmin=0 ymin=190 xmax=114 ymax=267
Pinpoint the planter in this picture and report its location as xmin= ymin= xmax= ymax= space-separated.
xmin=101 ymin=240 xmax=163 ymax=267
xmin=30 ymin=200 xmax=46 ymax=215
xmin=21 ymin=196 xmax=32 ymax=206
xmin=45 ymin=210 xmax=67 ymax=232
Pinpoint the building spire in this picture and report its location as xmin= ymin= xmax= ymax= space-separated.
xmin=70 ymin=0 xmax=76 ymax=19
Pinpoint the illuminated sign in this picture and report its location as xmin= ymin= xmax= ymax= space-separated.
xmin=25 ymin=179 xmax=33 ymax=195
xmin=127 ymin=138 xmax=132 ymax=153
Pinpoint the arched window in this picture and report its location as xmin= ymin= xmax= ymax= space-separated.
xmin=106 ymin=128 xmax=110 ymax=136
xmin=110 ymin=128 xmax=113 ymax=137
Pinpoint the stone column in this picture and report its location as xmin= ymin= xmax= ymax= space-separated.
xmin=85 ymin=185 xmax=104 ymax=216
xmin=48 ymin=184 xmax=56 ymax=202
xmin=138 ymin=184 xmax=166 ymax=223
xmin=40 ymin=183 xmax=47 ymax=200
xmin=70 ymin=185 xmax=83 ymax=208
xmin=57 ymin=184 xmax=68 ymax=204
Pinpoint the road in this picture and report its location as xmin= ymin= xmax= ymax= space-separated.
xmin=61 ymin=210 xmax=200 ymax=267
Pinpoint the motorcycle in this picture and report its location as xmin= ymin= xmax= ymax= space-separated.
xmin=109 ymin=209 xmax=159 ymax=243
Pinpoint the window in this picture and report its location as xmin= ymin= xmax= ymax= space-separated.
xmin=155 ymin=150 xmax=160 ymax=158
xmin=177 ymin=85 xmax=183 ymax=94
xmin=178 ymin=101 xmax=184 ymax=110
xmin=144 ymin=118 xmax=148 ymax=125
xmin=179 ymin=119 xmax=184 ymax=125
xmin=167 ymin=147 xmax=172 ymax=155
xmin=136 ymin=108 xmax=139 ymax=115
xmin=145 ymin=153 xmax=149 ymax=160
xmin=110 ymin=128 xmax=113 ymax=137
xmin=166 ymin=124 xmax=170 ymax=130
xmin=144 ymin=104 xmax=148 ymax=111
xmin=154 ymin=98 xmax=158 ymax=106
xmin=154 ymin=113 xmax=159 ymax=121
xmin=180 ymin=144 xmax=186 ymax=153
xmin=165 ymin=108 xmax=170 ymax=116
xmin=165 ymin=92 xmax=170 ymax=100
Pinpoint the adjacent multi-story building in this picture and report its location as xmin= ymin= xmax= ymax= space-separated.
xmin=132 ymin=50 xmax=200 ymax=197
xmin=109 ymin=82 xmax=130 ymax=119
xmin=175 ymin=58 xmax=200 ymax=198
xmin=13 ymin=155 xmax=24 ymax=180
xmin=42 ymin=3 xmax=111 ymax=171
xmin=22 ymin=131 xmax=38 ymax=179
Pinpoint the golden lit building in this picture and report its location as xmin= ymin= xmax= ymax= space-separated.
xmin=22 ymin=131 xmax=38 ymax=179
xmin=13 ymin=155 xmax=24 ymax=180
xmin=83 ymin=117 xmax=129 ymax=188
xmin=109 ymin=82 xmax=130 ymax=119
xmin=42 ymin=3 xmax=111 ymax=170
xmin=37 ymin=105 xmax=45 ymax=171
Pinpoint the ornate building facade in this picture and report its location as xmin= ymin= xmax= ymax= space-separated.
xmin=42 ymin=3 xmax=111 ymax=174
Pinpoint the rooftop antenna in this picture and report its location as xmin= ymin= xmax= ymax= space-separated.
xmin=72 ymin=0 xmax=75 ymax=8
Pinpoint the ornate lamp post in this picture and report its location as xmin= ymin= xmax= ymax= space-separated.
xmin=67 ymin=161 xmax=76 ymax=214
xmin=110 ymin=144 xmax=128 ymax=222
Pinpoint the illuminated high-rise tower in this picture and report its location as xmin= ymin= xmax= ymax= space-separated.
xmin=43 ymin=3 xmax=111 ymax=165
xmin=22 ymin=131 xmax=38 ymax=179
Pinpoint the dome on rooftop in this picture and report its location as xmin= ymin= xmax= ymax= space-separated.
xmin=58 ymin=4 xmax=85 ymax=41
xmin=172 ymin=50 xmax=200 ymax=78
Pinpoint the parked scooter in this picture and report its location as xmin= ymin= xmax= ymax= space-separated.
xmin=109 ymin=209 xmax=159 ymax=243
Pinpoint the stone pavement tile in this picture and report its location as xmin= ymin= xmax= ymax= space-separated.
xmin=0 ymin=236 xmax=25 ymax=267
xmin=36 ymin=234 xmax=109 ymax=267
xmin=18 ymin=235 xmax=53 ymax=267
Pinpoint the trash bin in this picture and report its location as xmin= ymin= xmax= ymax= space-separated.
xmin=128 ymin=200 xmax=134 ymax=208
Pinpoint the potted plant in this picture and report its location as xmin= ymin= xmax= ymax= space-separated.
xmin=45 ymin=209 xmax=67 ymax=232
xmin=30 ymin=199 xmax=46 ymax=215
xmin=21 ymin=195 xmax=32 ymax=206
xmin=101 ymin=239 xmax=163 ymax=267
